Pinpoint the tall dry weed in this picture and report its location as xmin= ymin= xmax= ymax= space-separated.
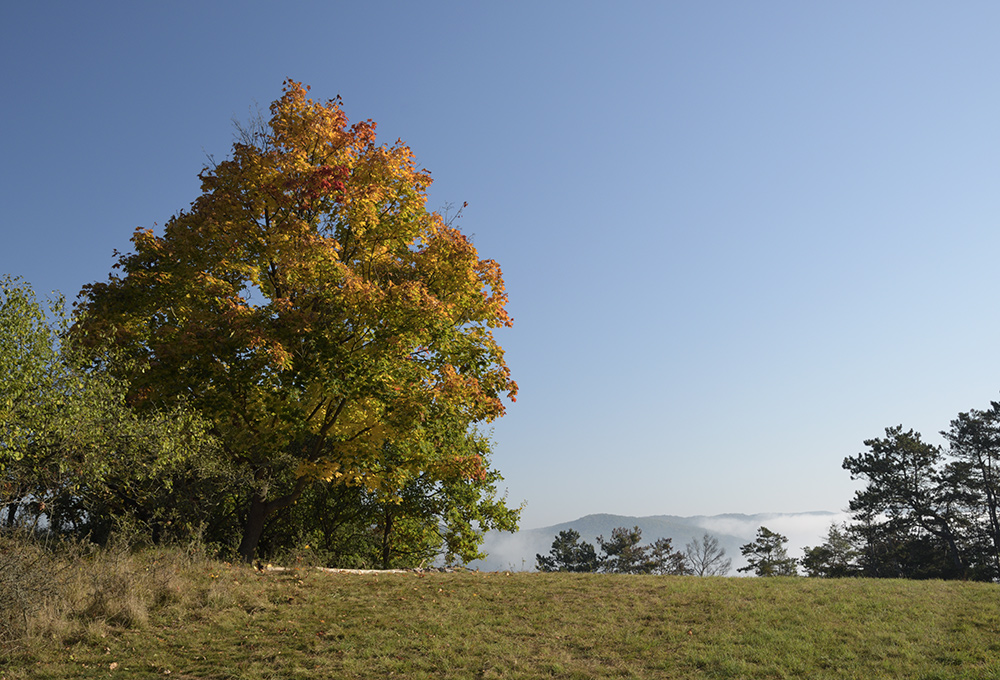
xmin=4 ymin=528 xmax=225 ymax=648
xmin=0 ymin=530 xmax=59 ymax=642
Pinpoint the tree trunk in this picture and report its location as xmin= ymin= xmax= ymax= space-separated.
xmin=979 ymin=462 xmax=1000 ymax=577
xmin=380 ymin=511 xmax=394 ymax=569
xmin=238 ymin=493 xmax=268 ymax=563
xmin=237 ymin=476 xmax=310 ymax=563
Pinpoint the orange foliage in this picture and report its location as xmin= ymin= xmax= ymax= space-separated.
xmin=75 ymin=80 xmax=516 ymax=513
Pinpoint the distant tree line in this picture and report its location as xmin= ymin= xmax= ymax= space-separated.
xmin=544 ymin=397 xmax=1000 ymax=581
xmin=536 ymin=527 xmax=731 ymax=576
xmin=536 ymin=524 xmax=811 ymax=578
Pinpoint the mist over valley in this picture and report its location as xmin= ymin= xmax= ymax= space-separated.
xmin=469 ymin=511 xmax=848 ymax=573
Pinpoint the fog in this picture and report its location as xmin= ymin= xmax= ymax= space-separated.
xmin=696 ymin=512 xmax=852 ymax=570
xmin=469 ymin=511 xmax=852 ymax=573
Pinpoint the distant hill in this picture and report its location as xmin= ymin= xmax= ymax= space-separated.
xmin=468 ymin=511 xmax=845 ymax=573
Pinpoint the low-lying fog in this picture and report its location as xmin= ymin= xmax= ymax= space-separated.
xmin=467 ymin=511 xmax=851 ymax=573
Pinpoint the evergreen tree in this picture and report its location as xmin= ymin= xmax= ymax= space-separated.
xmin=801 ymin=524 xmax=860 ymax=578
xmin=596 ymin=526 xmax=690 ymax=575
xmin=536 ymin=529 xmax=597 ymax=572
xmin=738 ymin=526 xmax=798 ymax=577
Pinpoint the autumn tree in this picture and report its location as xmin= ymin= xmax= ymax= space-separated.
xmin=73 ymin=82 xmax=518 ymax=561
xmin=684 ymin=533 xmax=732 ymax=576
xmin=738 ymin=526 xmax=798 ymax=577
xmin=536 ymin=529 xmax=598 ymax=572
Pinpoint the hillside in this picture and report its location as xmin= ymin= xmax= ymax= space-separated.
xmin=469 ymin=511 xmax=843 ymax=572
xmin=4 ymin=546 xmax=998 ymax=679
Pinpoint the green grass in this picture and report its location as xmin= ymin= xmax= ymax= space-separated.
xmin=4 ymin=546 xmax=1000 ymax=679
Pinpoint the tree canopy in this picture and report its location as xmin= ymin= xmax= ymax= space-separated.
xmin=801 ymin=524 xmax=859 ymax=578
xmin=596 ymin=526 xmax=689 ymax=575
xmin=684 ymin=533 xmax=732 ymax=577
xmin=536 ymin=526 xmax=691 ymax=575
xmin=838 ymin=413 xmax=1000 ymax=581
xmin=73 ymin=81 xmax=518 ymax=561
xmin=536 ymin=529 xmax=598 ymax=573
xmin=738 ymin=526 xmax=798 ymax=577
xmin=1 ymin=277 xmax=224 ymax=538
xmin=0 ymin=275 xmax=58 ymax=475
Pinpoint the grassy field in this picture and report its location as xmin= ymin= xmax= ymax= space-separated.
xmin=3 ymin=544 xmax=1000 ymax=679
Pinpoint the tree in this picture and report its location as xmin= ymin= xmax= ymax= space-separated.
xmin=801 ymin=523 xmax=860 ymax=578
xmin=24 ymin=363 xmax=227 ymax=543
xmin=1 ymin=277 xmax=226 ymax=540
xmin=738 ymin=526 xmax=798 ymax=576
xmin=843 ymin=426 xmax=972 ymax=579
xmin=942 ymin=404 xmax=1000 ymax=580
xmin=362 ymin=435 xmax=520 ymax=568
xmin=0 ymin=277 xmax=58 ymax=475
xmin=536 ymin=529 xmax=598 ymax=572
xmin=73 ymin=82 xmax=518 ymax=561
xmin=684 ymin=533 xmax=732 ymax=576
xmin=646 ymin=536 xmax=691 ymax=576
xmin=265 ymin=436 xmax=518 ymax=569
xmin=1 ymin=276 xmax=59 ymax=526
xmin=596 ymin=526 xmax=690 ymax=575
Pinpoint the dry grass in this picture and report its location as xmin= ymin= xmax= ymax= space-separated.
xmin=0 ymin=532 xmax=213 ymax=644
xmin=0 ymin=531 xmax=59 ymax=641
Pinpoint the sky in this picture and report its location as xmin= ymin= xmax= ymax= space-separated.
xmin=4 ymin=2 xmax=1000 ymax=531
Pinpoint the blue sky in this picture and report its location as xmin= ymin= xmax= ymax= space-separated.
xmin=4 ymin=2 xmax=1000 ymax=529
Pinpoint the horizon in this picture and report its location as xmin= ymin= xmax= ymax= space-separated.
xmin=473 ymin=508 xmax=850 ymax=573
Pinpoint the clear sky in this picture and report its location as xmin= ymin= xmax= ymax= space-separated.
xmin=4 ymin=2 xmax=1000 ymax=530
